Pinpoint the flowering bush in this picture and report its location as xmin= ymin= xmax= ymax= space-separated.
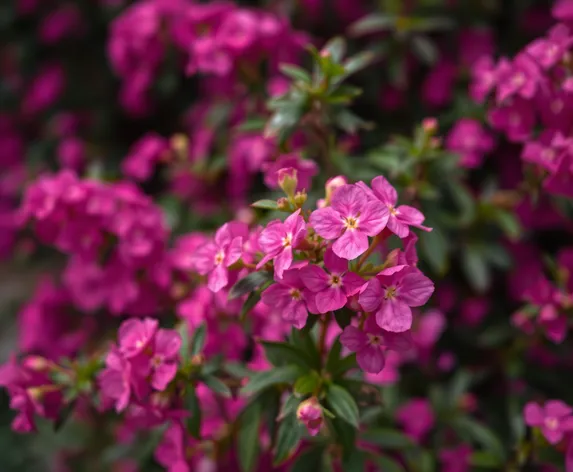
xmin=4 ymin=0 xmax=573 ymax=471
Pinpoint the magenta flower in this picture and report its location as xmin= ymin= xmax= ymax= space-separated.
xmin=262 ymin=154 xmax=318 ymax=193
xmin=357 ymin=176 xmax=431 ymax=238
xmin=359 ymin=266 xmax=434 ymax=332
xmin=487 ymin=97 xmax=536 ymax=143
xmin=470 ymin=56 xmax=498 ymax=103
xmin=261 ymin=269 xmax=317 ymax=329
xmin=439 ymin=444 xmax=472 ymax=472
xmin=521 ymin=130 xmax=560 ymax=173
xmin=496 ymin=54 xmax=542 ymax=103
xmin=299 ymin=248 xmax=365 ymax=314
xmin=524 ymin=400 xmax=573 ymax=444
xmin=396 ymin=398 xmax=435 ymax=442
xmin=194 ymin=222 xmax=247 ymax=292
xmin=122 ymin=133 xmax=168 ymax=182
xmin=296 ymin=397 xmax=323 ymax=436
xmin=526 ymin=24 xmax=573 ymax=70
xmin=98 ymin=348 xmax=132 ymax=413
xmin=149 ymin=329 xmax=181 ymax=391
xmin=118 ymin=318 xmax=159 ymax=359
xmin=310 ymin=184 xmax=388 ymax=260
xmin=446 ymin=119 xmax=495 ymax=169
xmin=340 ymin=316 xmax=412 ymax=373
xmin=257 ymin=210 xmax=306 ymax=279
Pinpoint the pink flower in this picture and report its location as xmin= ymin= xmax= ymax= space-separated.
xmin=299 ymin=248 xmax=365 ymax=314
xmin=553 ymin=0 xmax=573 ymax=22
xmin=359 ymin=266 xmax=434 ymax=333
xmin=261 ymin=269 xmax=317 ymax=329
xmin=439 ymin=444 xmax=472 ymax=472
xmin=257 ymin=210 xmax=306 ymax=278
xmin=470 ymin=56 xmax=497 ymax=103
xmin=340 ymin=316 xmax=412 ymax=373
xmin=357 ymin=176 xmax=431 ymax=238
xmin=459 ymin=28 xmax=494 ymax=67
xmin=526 ymin=24 xmax=573 ymax=70
xmin=149 ymin=329 xmax=181 ymax=391
xmin=524 ymin=400 xmax=573 ymax=444
xmin=122 ymin=133 xmax=168 ymax=181
xmin=262 ymin=154 xmax=318 ymax=193
xmin=310 ymin=184 xmax=388 ymax=260
xmin=521 ymin=131 xmax=561 ymax=173
xmin=496 ymin=54 xmax=542 ymax=103
xmin=194 ymin=222 xmax=247 ymax=292
xmin=296 ymin=397 xmax=323 ymax=436
xmin=487 ymin=97 xmax=535 ymax=143
xmin=98 ymin=348 xmax=132 ymax=412
xmin=155 ymin=423 xmax=193 ymax=472
xmin=446 ymin=119 xmax=495 ymax=168
xmin=396 ymin=398 xmax=435 ymax=441
xmin=118 ymin=318 xmax=159 ymax=359
xmin=422 ymin=60 xmax=457 ymax=108
xmin=57 ymin=136 xmax=85 ymax=172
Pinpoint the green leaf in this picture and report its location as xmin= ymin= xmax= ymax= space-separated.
xmin=224 ymin=362 xmax=253 ymax=378
xmin=448 ymin=370 xmax=472 ymax=404
xmin=367 ymin=455 xmax=406 ymax=472
xmin=251 ymin=199 xmax=280 ymax=211
xmin=326 ymin=384 xmax=360 ymax=428
xmin=265 ymin=105 xmax=304 ymax=141
xmin=492 ymin=209 xmax=522 ymax=241
xmin=452 ymin=417 xmax=506 ymax=460
xmin=342 ymin=450 xmax=366 ymax=471
xmin=184 ymin=386 xmax=201 ymax=438
xmin=404 ymin=448 xmax=435 ymax=472
xmin=177 ymin=323 xmax=190 ymax=361
xmin=241 ymin=365 xmax=303 ymax=396
xmin=334 ymin=109 xmax=371 ymax=134
xmin=273 ymin=413 xmax=303 ymax=465
xmin=280 ymin=63 xmax=311 ymax=83
xmin=294 ymin=371 xmax=321 ymax=396
xmin=420 ymin=227 xmax=448 ymax=275
xmin=54 ymin=399 xmax=77 ymax=432
xmin=348 ymin=14 xmax=397 ymax=36
xmin=461 ymin=246 xmax=491 ymax=293
xmin=469 ymin=451 xmax=503 ymax=468
xmin=343 ymin=51 xmax=378 ymax=76
xmin=334 ymin=308 xmax=352 ymax=329
xmin=240 ymin=291 xmax=262 ymax=321
xmin=238 ymin=401 xmax=262 ymax=472
xmin=202 ymin=375 xmax=232 ymax=398
xmin=261 ymin=341 xmax=314 ymax=368
xmin=322 ymin=37 xmax=346 ymax=63
xmin=329 ymin=416 xmax=356 ymax=456
xmin=290 ymin=328 xmax=321 ymax=370
xmin=190 ymin=322 xmax=207 ymax=356
xmin=237 ymin=118 xmax=267 ymax=132
xmin=361 ymin=428 xmax=415 ymax=449
xmin=229 ymin=271 xmax=273 ymax=299
xmin=330 ymin=353 xmax=357 ymax=378
xmin=325 ymin=337 xmax=342 ymax=374
xmin=278 ymin=393 xmax=301 ymax=421
xmin=410 ymin=34 xmax=438 ymax=65
xmin=290 ymin=446 xmax=325 ymax=472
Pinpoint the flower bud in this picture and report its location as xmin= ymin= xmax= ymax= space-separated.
xmin=23 ymin=356 xmax=50 ymax=372
xmin=277 ymin=197 xmax=290 ymax=211
xmin=422 ymin=117 xmax=438 ymax=135
xmin=278 ymin=167 xmax=298 ymax=199
xmin=325 ymin=176 xmax=347 ymax=205
xmin=293 ymin=191 xmax=307 ymax=208
xmin=296 ymin=397 xmax=323 ymax=436
xmin=170 ymin=133 xmax=188 ymax=161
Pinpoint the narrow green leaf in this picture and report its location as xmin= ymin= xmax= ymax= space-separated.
xmin=325 ymin=337 xmax=342 ymax=374
xmin=229 ymin=271 xmax=273 ymax=299
xmin=367 ymin=455 xmax=406 ymax=472
xmin=290 ymin=328 xmax=321 ymax=370
xmin=326 ymin=384 xmax=360 ymax=428
xmin=290 ymin=446 xmax=325 ymax=472
xmin=343 ymin=51 xmax=378 ymax=76
xmin=330 ymin=353 xmax=357 ymax=378
xmin=279 ymin=63 xmax=311 ymax=83
xmin=278 ymin=393 xmax=301 ymax=421
xmin=251 ymin=199 xmax=280 ymax=211
xmin=54 ymin=399 xmax=77 ymax=432
xmin=190 ymin=323 xmax=207 ymax=356
xmin=420 ymin=227 xmax=448 ymax=275
xmin=237 ymin=118 xmax=267 ymax=132
xmin=448 ymin=370 xmax=472 ymax=404
xmin=452 ymin=416 xmax=506 ymax=460
xmin=177 ymin=322 xmax=190 ymax=361
xmin=348 ymin=13 xmax=397 ymax=36
xmin=410 ymin=34 xmax=439 ymax=65
xmin=240 ymin=291 xmax=262 ymax=321
xmin=184 ymin=386 xmax=201 ymax=438
xmin=273 ymin=413 xmax=303 ymax=465
xmin=461 ymin=247 xmax=491 ymax=293
xmin=238 ymin=401 xmax=262 ymax=472
xmin=241 ymin=365 xmax=303 ymax=396
xmin=342 ymin=449 xmax=366 ymax=471
xmin=329 ymin=416 xmax=356 ymax=456
xmin=294 ymin=371 xmax=321 ymax=396
xmin=361 ymin=428 xmax=415 ymax=449
xmin=202 ymin=375 xmax=232 ymax=398
xmin=224 ymin=362 xmax=253 ymax=379
xmin=469 ymin=451 xmax=503 ymax=468
xmin=322 ymin=37 xmax=346 ymax=62
xmin=261 ymin=341 xmax=314 ymax=368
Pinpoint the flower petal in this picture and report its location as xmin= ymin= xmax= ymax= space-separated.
xmin=315 ymin=287 xmax=347 ymax=313
xmin=399 ymin=269 xmax=435 ymax=307
xmin=300 ymin=265 xmax=330 ymax=292
xmin=357 ymin=345 xmax=386 ymax=373
xmin=359 ymin=201 xmax=389 ymax=236
xmin=208 ymin=264 xmax=228 ymax=292
xmin=376 ymin=299 xmax=412 ymax=332
xmin=331 ymin=184 xmax=365 ymax=217
xmin=274 ymin=246 xmax=293 ymax=279
xmin=359 ymin=277 xmax=383 ymax=312
xmin=310 ymin=207 xmax=344 ymax=239
xmin=225 ymin=236 xmax=243 ymax=267
xmin=523 ymin=402 xmax=544 ymax=426
xmin=332 ymin=230 xmax=369 ymax=260
xmin=340 ymin=326 xmax=369 ymax=351
xmin=154 ymin=329 xmax=182 ymax=358
xmin=323 ymin=247 xmax=348 ymax=274
xmin=370 ymin=176 xmax=398 ymax=206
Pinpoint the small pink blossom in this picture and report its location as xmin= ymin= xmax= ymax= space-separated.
xmin=359 ymin=266 xmax=434 ymax=332
xmin=257 ymin=210 xmax=306 ymax=278
xmin=357 ymin=176 xmax=431 ymax=238
xmin=194 ymin=222 xmax=247 ymax=292
xmin=299 ymin=248 xmax=365 ymax=314
xmin=296 ymin=397 xmax=323 ymax=436
xmin=340 ymin=316 xmax=412 ymax=374
xmin=310 ymin=184 xmax=388 ymax=260
xmin=263 ymin=154 xmax=318 ymax=193
xmin=396 ymin=398 xmax=435 ymax=441
xmin=524 ymin=400 xmax=573 ymax=444
xmin=119 ymin=318 xmax=159 ymax=359
xmin=446 ymin=119 xmax=495 ymax=168
xmin=149 ymin=329 xmax=181 ymax=391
